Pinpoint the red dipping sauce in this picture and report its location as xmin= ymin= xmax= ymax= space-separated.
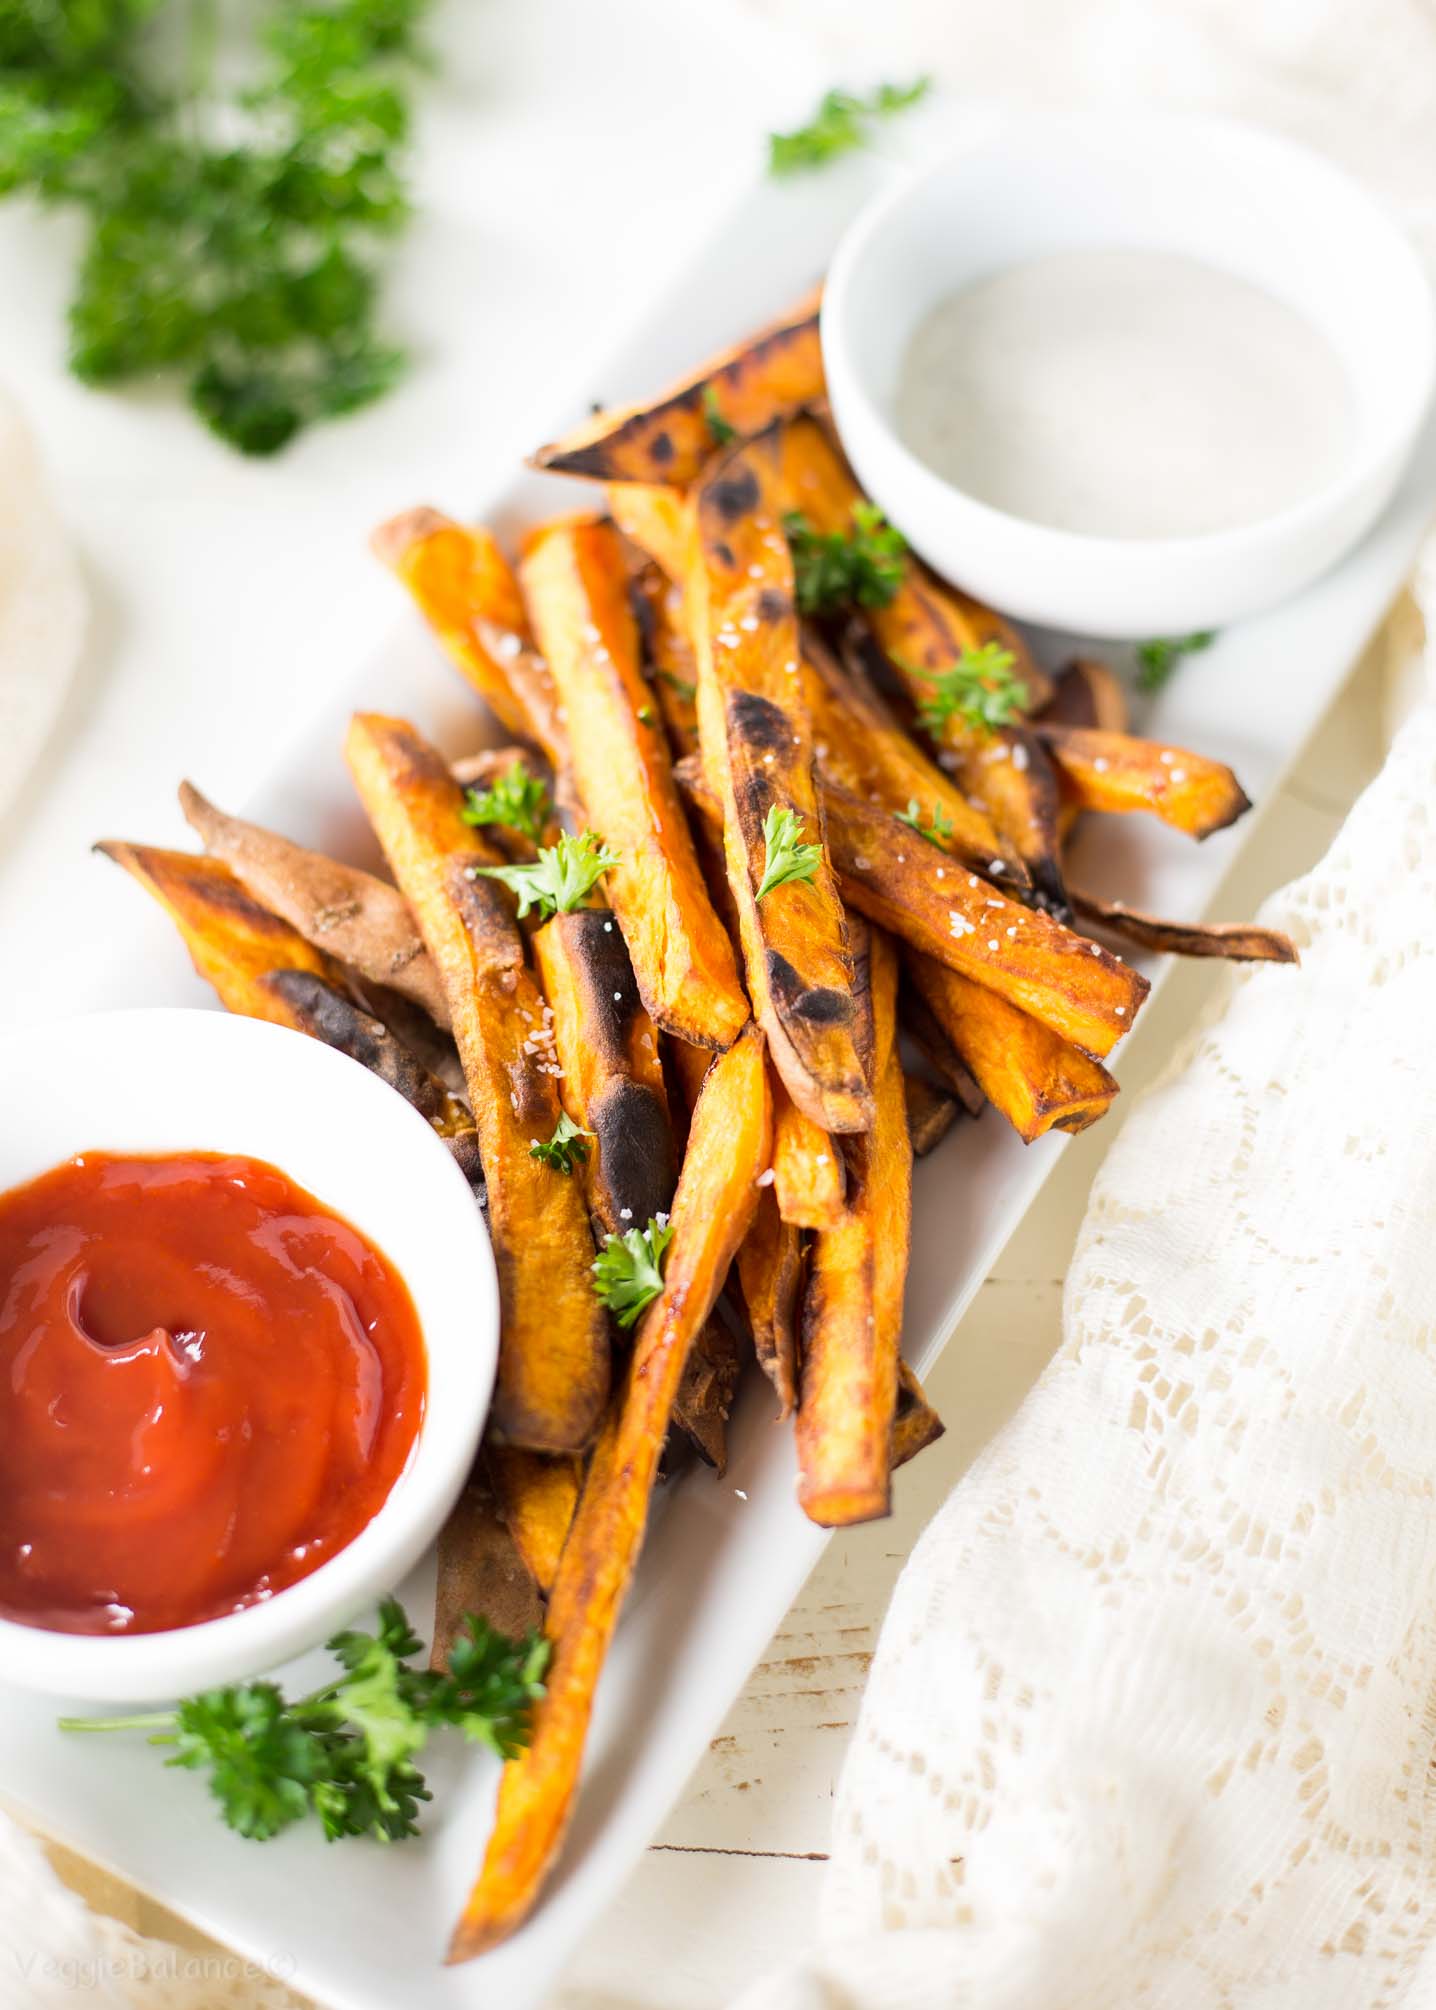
xmin=0 ymin=1151 xmax=426 ymax=1636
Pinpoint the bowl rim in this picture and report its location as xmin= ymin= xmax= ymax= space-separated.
xmin=821 ymin=107 xmax=1436 ymax=568
xmin=0 ymin=1005 xmax=497 ymax=1702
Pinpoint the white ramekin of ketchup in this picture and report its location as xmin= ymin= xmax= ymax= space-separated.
xmin=0 ymin=1007 xmax=497 ymax=1702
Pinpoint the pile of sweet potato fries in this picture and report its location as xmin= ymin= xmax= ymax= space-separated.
xmin=100 ymin=290 xmax=1295 ymax=1958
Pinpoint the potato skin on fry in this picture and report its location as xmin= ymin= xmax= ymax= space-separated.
xmin=892 ymin=1361 xmax=945 ymax=1471
xmin=432 ymin=1472 xmax=543 ymax=1671
xmin=736 ymin=1184 xmax=802 ymax=1414
xmin=903 ymin=1072 xmax=963 ymax=1157
xmin=1069 ymin=889 xmax=1297 ymax=964
xmin=449 ymin=1026 xmax=771 ymax=1961
xmin=531 ymin=292 xmax=822 ymax=486
xmin=689 ymin=430 xmax=873 ymax=1132
xmin=520 ymin=518 xmax=748 ymax=1050
xmin=485 ymin=1447 xmax=581 ymax=1598
xmin=345 ymin=713 xmax=609 ymax=1454
xmin=373 ymin=509 xmax=567 ymax=767
xmin=906 ymin=950 xmax=1119 ymax=1143
xmin=796 ymin=930 xmax=910 ymax=1527
xmin=1038 ymin=724 xmax=1252 ymax=839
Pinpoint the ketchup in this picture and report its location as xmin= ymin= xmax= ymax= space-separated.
xmin=0 ymin=1152 xmax=426 ymax=1636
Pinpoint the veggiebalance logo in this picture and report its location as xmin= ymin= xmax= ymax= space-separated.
xmin=7 ymin=1944 xmax=298 ymax=2000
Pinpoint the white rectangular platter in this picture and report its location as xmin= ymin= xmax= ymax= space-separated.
xmin=4 ymin=102 xmax=1436 ymax=2010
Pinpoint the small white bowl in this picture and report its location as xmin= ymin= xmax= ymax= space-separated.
xmin=822 ymin=112 xmax=1436 ymax=637
xmin=0 ymin=1007 xmax=496 ymax=1702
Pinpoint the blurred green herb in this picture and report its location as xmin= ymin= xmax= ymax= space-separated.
xmin=768 ymin=79 xmax=931 ymax=177
xmin=58 ymin=1599 xmax=549 ymax=1844
xmin=702 ymin=383 xmax=736 ymax=446
xmin=895 ymin=798 xmax=954 ymax=847
xmin=461 ymin=761 xmax=552 ymax=845
xmin=784 ymin=502 xmax=906 ymax=615
xmin=1134 ymin=630 xmax=1217 ymax=694
xmin=910 ymin=643 xmax=1028 ymax=736
xmin=0 ymin=0 xmax=431 ymax=454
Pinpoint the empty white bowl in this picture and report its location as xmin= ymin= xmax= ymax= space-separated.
xmin=822 ymin=112 xmax=1436 ymax=637
xmin=0 ymin=1007 xmax=496 ymax=1702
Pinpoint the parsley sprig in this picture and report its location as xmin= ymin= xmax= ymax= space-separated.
xmin=784 ymin=503 xmax=906 ymax=616
xmin=461 ymin=761 xmax=552 ymax=845
xmin=1135 ymin=630 xmax=1217 ymax=694
xmin=531 ymin=1111 xmax=592 ymax=1175
xmin=895 ymin=799 xmax=955 ymax=848
xmin=768 ymin=79 xmax=932 ymax=177
xmin=0 ymin=0 xmax=430 ymax=454
xmin=702 ymin=383 xmax=737 ymax=446
xmin=58 ymin=1600 xmax=548 ymax=1845
xmin=474 ymin=830 xmax=620 ymax=922
xmin=756 ymin=804 xmax=824 ymax=902
xmin=593 ymin=1215 xmax=674 ymax=1328
xmin=911 ymin=644 xmax=1029 ymax=736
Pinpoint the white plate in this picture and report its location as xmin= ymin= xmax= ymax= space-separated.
xmin=3 ymin=105 xmax=1436 ymax=2010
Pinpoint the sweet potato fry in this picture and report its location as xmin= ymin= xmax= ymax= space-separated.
xmin=609 ymin=482 xmax=691 ymax=580
xmin=450 ymin=1025 xmax=770 ymax=1960
xmin=97 ymin=842 xmax=483 ymax=1181
xmin=736 ymin=1184 xmax=802 ymax=1414
xmin=531 ymin=908 xmax=676 ymax=1233
xmin=898 ymin=977 xmax=985 ymax=1114
xmin=774 ymin=416 xmax=1066 ymax=909
xmin=520 ymin=519 xmax=749 ymax=1050
xmin=891 ymin=1362 xmax=944 ymax=1471
xmin=1070 ymin=888 xmax=1298 ymax=964
xmin=689 ymin=430 xmax=872 ymax=1131
xmin=485 ymin=1447 xmax=582 ymax=1598
xmin=907 ymin=950 xmax=1119 ymax=1142
xmin=373 ymin=509 xmax=567 ymax=767
xmin=432 ymin=1473 xmax=543 ymax=1670
xmin=676 ymin=757 xmax=1148 ymax=1060
xmin=1040 ymin=658 xmax=1129 ymax=733
xmin=1037 ymin=724 xmax=1252 ymax=839
xmin=903 ymin=1072 xmax=962 ymax=1157
xmin=795 ymin=930 xmax=910 ymax=1526
xmin=630 ymin=564 xmax=701 ymax=761
xmin=345 ymin=713 xmax=608 ymax=1453
xmin=531 ymin=291 xmax=822 ymax=486
xmin=178 ymin=781 xmax=450 ymax=1028
xmin=770 ymin=1070 xmax=845 ymax=1229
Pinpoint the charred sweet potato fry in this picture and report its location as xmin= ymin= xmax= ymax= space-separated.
xmin=903 ymin=1072 xmax=962 ymax=1157
xmin=178 ymin=781 xmax=450 ymax=1028
xmin=907 ymin=950 xmax=1119 ymax=1142
xmin=520 ymin=519 xmax=749 ymax=1050
xmin=795 ymin=931 xmax=910 ymax=1526
xmin=450 ymin=1025 xmax=770 ymax=1960
xmin=689 ymin=430 xmax=871 ymax=1132
xmin=432 ymin=1473 xmax=543 ymax=1669
xmin=1037 ymin=724 xmax=1252 ymax=839
xmin=770 ymin=1071 xmax=845 ymax=1230
xmin=373 ymin=509 xmax=567 ymax=767
xmin=736 ymin=1183 xmax=802 ymax=1414
xmin=345 ymin=713 xmax=608 ymax=1453
xmin=1040 ymin=658 xmax=1129 ymax=733
xmin=96 ymin=843 xmax=483 ymax=1181
xmin=1070 ymin=889 xmax=1298 ymax=964
xmin=676 ymin=758 xmax=1147 ymax=1060
xmin=774 ymin=416 xmax=1066 ymax=908
xmin=531 ymin=291 xmax=822 ymax=486
xmin=485 ymin=1447 xmax=582 ymax=1598
xmin=531 ymin=908 xmax=676 ymax=1233
xmin=891 ymin=1362 xmax=944 ymax=1471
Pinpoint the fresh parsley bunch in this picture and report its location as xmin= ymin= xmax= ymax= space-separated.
xmin=59 ymin=1599 xmax=549 ymax=1844
xmin=0 ymin=0 xmax=431 ymax=454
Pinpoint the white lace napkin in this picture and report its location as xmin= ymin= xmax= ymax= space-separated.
xmin=733 ymin=552 xmax=1436 ymax=2008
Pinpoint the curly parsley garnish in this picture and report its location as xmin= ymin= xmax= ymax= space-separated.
xmin=756 ymin=804 xmax=824 ymax=902
xmin=784 ymin=503 xmax=906 ymax=616
xmin=0 ymin=0 xmax=431 ymax=455
xmin=460 ymin=761 xmax=552 ymax=845
xmin=911 ymin=644 xmax=1029 ymax=736
xmin=768 ymin=79 xmax=932 ymax=177
xmin=1134 ymin=630 xmax=1217 ymax=694
xmin=530 ymin=1111 xmax=592 ymax=1175
xmin=592 ymin=1214 xmax=674 ymax=1328
xmin=895 ymin=799 xmax=955 ymax=848
xmin=473 ymin=830 xmax=620 ymax=922
xmin=58 ymin=1599 xmax=548 ymax=1845
xmin=702 ymin=383 xmax=737 ymax=446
